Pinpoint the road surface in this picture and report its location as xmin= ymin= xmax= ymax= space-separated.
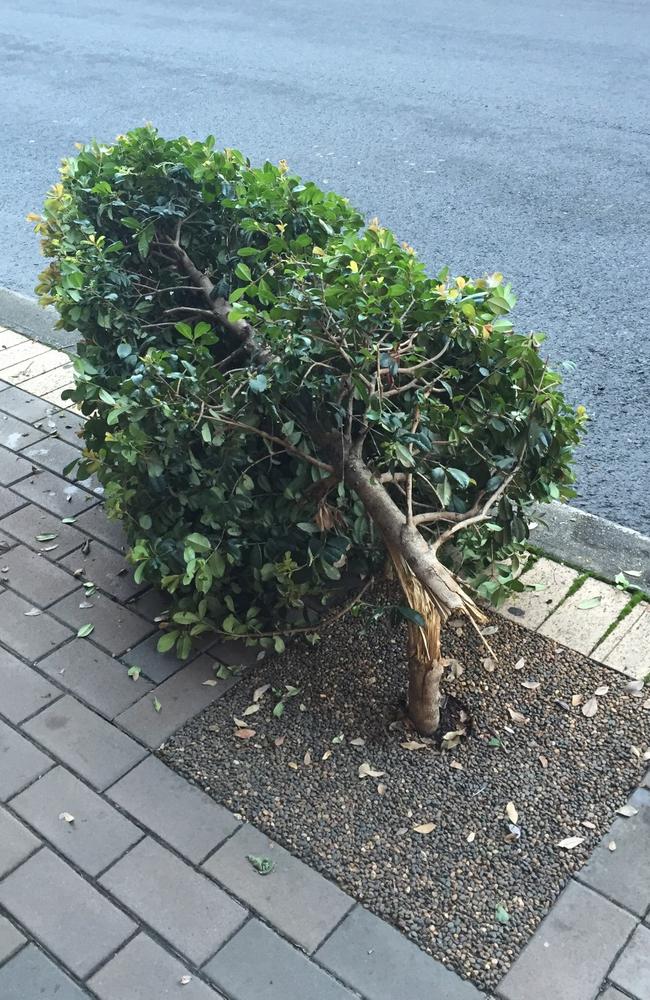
xmin=1 ymin=0 xmax=648 ymax=531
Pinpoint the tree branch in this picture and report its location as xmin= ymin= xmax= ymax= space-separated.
xmin=206 ymin=414 xmax=335 ymax=474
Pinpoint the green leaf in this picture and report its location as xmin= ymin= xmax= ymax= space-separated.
xmin=139 ymin=514 xmax=152 ymax=530
xmin=495 ymin=904 xmax=510 ymax=925
xmin=127 ymin=665 xmax=141 ymax=680
xmin=447 ymin=468 xmax=471 ymax=489
xmin=201 ymin=422 xmax=212 ymax=443
xmin=394 ymin=442 xmax=415 ymax=468
xmin=185 ymin=533 xmax=211 ymax=553
xmin=157 ymin=630 xmax=179 ymax=653
xmin=398 ymin=606 xmax=426 ymax=627
xmin=117 ymin=343 xmax=133 ymax=359
xmin=215 ymin=663 xmax=233 ymax=680
xmin=488 ymin=737 xmax=502 ymax=748
xmin=35 ymin=532 xmax=58 ymax=542
xmin=246 ymin=854 xmax=274 ymax=875
xmin=98 ymin=388 xmax=116 ymax=405
xmin=235 ymin=261 xmax=252 ymax=282
xmin=76 ymin=623 xmax=94 ymax=638
xmin=273 ymin=701 xmax=285 ymax=718
xmin=152 ymin=696 xmax=162 ymax=713
xmin=61 ymin=517 xmax=77 ymax=525
xmin=274 ymin=635 xmax=286 ymax=654
xmin=577 ymin=595 xmax=601 ymax=610
xmin=248 ymin=373 xmax=268 ymax=393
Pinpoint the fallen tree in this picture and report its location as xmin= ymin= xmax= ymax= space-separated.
xmin=34 ymin=127 xmax=584 ymax=733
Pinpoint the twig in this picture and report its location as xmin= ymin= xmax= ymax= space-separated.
xmin=205 ymin=414 xmax=335 ymax=474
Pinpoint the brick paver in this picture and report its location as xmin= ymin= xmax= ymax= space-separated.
xmin=538 ymin=576 xmax=630 ymax=655
xmin=89 ymin=933 xmax=223 ymax=1000
xmin=0 ymin=384 xmax=58 ymax=424
xmin=107 ymin=755 xmax=239 ymax=864
xmin=498 ymin=880 xmax=636 ymax=1000
xmin=11 ymin=468 xmax=98 ymax=517
xmin=115 ymin=654 xmax=237 ymax=747
xmin=0 ymin=484 xmax=24 ymax=518
xmin=49 ymin=588 xmax=153 ymax=655
xmin=21 ymin=436 xmax=85 ymax=478
xmin=38 ymin=640 xmax=154 ymax=718
xmin=0 ymin=588 xmax=73 ymax=659
xmin=0 ymin=444 xmax=33 ymax=485
xmin=60 ymin=538 xmax=146 ymax=601
xmin=0 ymin=719 xmax=53 ymax=800
xmin=34 ymin=407 xmax=85 ymax=448
xmin=0 ymin=501 xmax=87 ymax=558
xmin=499 ymin=557 xmax=580 ymax=629
xmin=74 ymin=501 xmax=128 ymax=551
xmin=578 ymin=787 xmax=650 ymax=916
xmin=99 ymin=837 xmax=247 ymax=965
xmin=316 ymin=904 xmax=482 ymax=1000
xmin=0 ymin=944 xmax=87 ymax=1000
xmin=0 ymin=412 xmax=48 ymax=451
xmin=203 ymin=824 xmax=353 ymax=953
xmin=0 ymin=848 xmax=135 ymax=978
xmin=0 ymin=805 xmax=40 ymax=875
xmin=205 ymin=919 xmax=356 ymax=1000
xmin=593 ymin=603 xmax=650 ymax=679
xmin=0 ymin=915 xmax=25 ymax=964
xmin=120 ymin=632 xmax=189 ymax=683
xmin=10 ymin=765 xmax=142 ymax=876
xmin=23 ymin=695 xmax=147 ymax=790
xmin=0 ymin=647 xmax=60 ymax=723
xmin=0 ymin=543 xmax=78 ymax=606
xmin=609 ymin=924 xmax=650 ymax=1000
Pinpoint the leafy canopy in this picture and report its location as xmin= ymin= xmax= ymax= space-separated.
xmin=34 ymin=126 xmax=584 ymax=657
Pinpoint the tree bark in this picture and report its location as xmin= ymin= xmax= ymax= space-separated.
xmin=408 ymin=652 xmax=443 ymax=736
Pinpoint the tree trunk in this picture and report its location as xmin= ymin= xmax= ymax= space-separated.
xmin=408 ymin=651 xmax=443 ymax=736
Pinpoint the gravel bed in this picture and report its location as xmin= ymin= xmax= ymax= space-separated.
xmin=160 ymin=588 xmax=649 ymax=992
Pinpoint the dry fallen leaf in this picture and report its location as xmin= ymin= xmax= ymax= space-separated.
xmin=413 ymin=822 xmax=435 ymax=834
xmin=506 ymin=705 xmax=528 ymax=725
xmin=322 ymin=749 xmax=333 ymax=761
xmin=594 ymin=685 xmax=610 ymax=696
xmin=253 ymin=683 xmax=270 ymax=702
xmin=557 ymin=836 xmax=585 ymax=850
xmin=482 ymin=656 xmax=497 ymax=673
xmin=481 ymin=625 xmax=499 ymax=636
xmin=513 ymin=657 xmax=526 ymax=671
xmin=608 ymin=841 xmax=617 ymax=852
xmin=243 ymin=703 xmax=261 ymax=716
xmin=616 ymin=803 xmax=639 ymax=818
xmin=581 ymin=696 xmax=598 ymax=718
xmin=581 ymin=820 xmax=597 ymax=830
xmin=377 ymin=783 xmax=387 ymax=795
xmin=625 ymin=679 xmax=644 ymax=694
xmin=521 ymin=680 xmax=540 ymax=690
xmin=538 ymin=755 xmax=549 ymax=768
xmin=571 ymin=694 xmax=584 ymax=707
xmin=401 ymin=740 xmax=428 ymax=751
xmin=467 ymin=831 xmax=476 ymax=844
xmin=349 ymin=737 xmax=366 ymax=747
xmin=450 ymin=761 xmax=463 ymax=771
xmin=274 ymin=735 xmax=285 ymax=748
xmin=642 ymin=699 xmax=650 ymax=711
xmin=234 ymin=728 xmax=256 ymax=740
xmin=303 ymin=751 xmax=312 ymax=765
xmin=24 ymin=608 xmax=42 ymax=617
xmin=358 ymin=762 xmax=385 ymax=779
xmin=233 ymin=717 xmax=246 ymax=728
xmin=202 ymin=679 xmax=218 ymax=687
xmin=505 ymin=801 xmax=518 ymax=824
xmin=58 ymin=812 xmax=74 ymax=824
xmin=179 ymin=975 xmax=192 ymax=986
xmin=630 ymin=745 xmax=642 ymax=760
xmin=288 ymin=762 xmax=299 ymax=770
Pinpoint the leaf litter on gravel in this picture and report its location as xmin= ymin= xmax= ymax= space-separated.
xmin=159 ymin=586 xmax=648 ymax=993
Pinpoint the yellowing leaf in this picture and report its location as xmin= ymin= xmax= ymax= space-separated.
xmin=253 ymin=684 xmax=270 ymax=702
xmin=413 ymin=822 xmax=435 ymax=834
xmin=348 ymin=260 xmax=359 ymax=273
xmin=401 ymin=740 xmax=428 ymax=751
xmin=505 ymin=801 xmax=518 ymax=824
xmin=467 ymin=831 xmax=476 ymax=844
xmin=506 ymin=705 xmax=527 ymax=725
xmin=234 ymin=728 xmax=256 ymax=740
xmin=358 ymin=762 xmax=385 ymax=779
xmin=557 ymin=835 xmax=584 ymax=850
xmin=243 ymin=703 xmax=261 ymax=716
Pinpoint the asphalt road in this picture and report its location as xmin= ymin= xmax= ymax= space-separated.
xmin=1 ymin=0 xmax=648 ymax=532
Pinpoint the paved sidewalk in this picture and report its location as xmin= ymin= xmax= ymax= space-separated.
xmin=0 ymin=332 xmax=482 ymax=998
xmin=1 ymin=327 xmax=649 ymax=1000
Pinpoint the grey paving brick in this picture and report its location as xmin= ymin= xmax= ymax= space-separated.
xmin=0 ymin=412 xmax=47 ymax=451
xmin=0 ymin=588 xmax=73 ymax=660
xmin=0 ymin=944 xmax=86 ymax=1000
xmin=0 ymin=805 xmax=40 ymax=875
xmin=107 ymin=755 xmax=238 ymax=864
xmin=49 ymin=589 xmax=153 ymax=656
xmin=21 ymin=436 xmax=85 ymax=478
xmin=0 ymin=718 xmax=53 ymax=799
xmin=204 ymin=824 xmax=352 ymax=953
xmin=0 ymin=544 xmax=78 ymax=605
xmin=38 ymin=640 xmax=154 ymax=719
xmin=209 ymin=638 xmax=261 ymax=668
xmin=36 ymin=407 xmax=85 ymax=448
xmin=610 ymin=924 xmax=650 ymax=1000
xmin=23 ymin=695 xmax=147 ymax=790
xmin=12 ymin=468 xmax=98 ymax=517
xmin=0 ymin=444 xmax=32 ymax=485
xmin=0 ymin=502 xmax=87 ymax=558
xmin=0 ymin=485 xmax=23 ymax=518
xmin=99 ymin=837 xmax=247 ymax=965
xmin=74 ymin=502 xmax=128 ymax=552
xmin=115 ymin=656 xmax=237 ymax=748
xmin=60 ymin=539 xmax=146 ymax=602
xmin=11 ymin=765 xmax=142 ymax=876
xmin=205 ymin=919 xmax=356 ymax=1000
xmin=0 ymin=915 xmax=25 ymax=964
xmin=128 ymin=587 xmax=172 ymax=623
xmin=120 ymin=632 xmax=190 ymax=683
xmin=0 ymin=385 xmax=54 ymax=424
xmin=579 ymin=787 xmax=650 ymax=916
xmin=316 ymin=904 xmax=481 ymax=1000
xmin=0 ymin=848 xmax=135 ymax=979
xmin=0 ymin=647 xmax=60 ymax=723
xmin=598 ymin=988 xmax=631 ymax=1000
xmin=89 ymin=933 xmax=223 ymax=1000
xmin=498 ymin=880 xmax=637 ymax=1000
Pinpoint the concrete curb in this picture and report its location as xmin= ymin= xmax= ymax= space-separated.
xmin=2 ymin=287 xmax=649 ymax=592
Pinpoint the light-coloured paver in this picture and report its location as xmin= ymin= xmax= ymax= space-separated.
xmin=20 ymin=364 xmax=74 ymax=397
xmin=0 ymin=348 xmax=70 ymax=386
xmin=538 ymin=576 xmax=630 ymax=656
xmin=500 ymin=557 xmax=580 ymax=629
xmin=0 ymin=329 xmax=28 ymax=350
xmin=0 ymin=339 xmax=51 ymax=372
xmin=43 ymin=384 xmax=77 ymax=409
xmin=592 ymin=602 xmax=650 ymax=679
